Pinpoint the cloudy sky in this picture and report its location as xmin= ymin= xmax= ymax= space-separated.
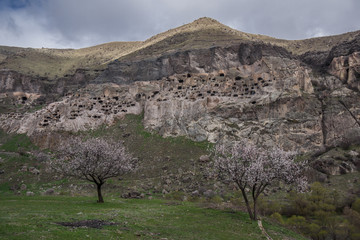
xmin=0 ymin=0 xmax=359 ymax=49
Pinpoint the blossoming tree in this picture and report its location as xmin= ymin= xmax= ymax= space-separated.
xmin=212 ymin=141 xmax=307 ymax=220
xmin=51 ymin=137 xmax=136 ymax=203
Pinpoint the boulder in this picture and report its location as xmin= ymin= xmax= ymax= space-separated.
xmin=181 ymin=176 xmax=192 ymax=183
xmin=203 ymin=189 xmax=215 ymax=198
xmin=26 ymin=191 xmax=34 ymax=196
xmin=121 ymin=191 xmax=143 ymax=199
xmin=348 ymin=150 xmax=359 ymax=157
xmin=312 ymin=148 xmax=358 ymax=175
xmin=199 ymin=155 xmax=210 ymax=163
xmin=191 ymin=190 xmax=200 ymax=197
xmin=29 ymin=167 xmax=40 ymax=175
xmin=45 ymin=188 xmax=55 ymax=195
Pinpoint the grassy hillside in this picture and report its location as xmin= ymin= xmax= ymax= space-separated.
xmin=0 ymin=42 xmax=142 ymax=79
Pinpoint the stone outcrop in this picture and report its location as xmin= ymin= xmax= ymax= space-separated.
xmin=329 ymin=51 xmax=360 ymax=91
xmin=312 ymin=149 xmax=360 ymax=175
xmin=0 ymin=83 xmax=142 ymax=135
xmin=95 ymin=43 xmax=291 ymax=85
xmin=0 ymin=68 xmax=94 ymax=107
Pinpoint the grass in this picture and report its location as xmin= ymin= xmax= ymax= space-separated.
xmin=0 ymin=42 xmax=141 ymax=80
xmin=0 ymin=195 xmax=306 ymax=240
xmin=79 ymin=114 xmax=212 ymax=186
xmin=0 ymin=133 xmax=37 ymax=152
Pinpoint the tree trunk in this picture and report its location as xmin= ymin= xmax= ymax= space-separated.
xmin=96 ymin=183 xmax=104 ymax=203
xmin=253 ymin=199 xmax=258 ymax=220
xmin=240 ymin=188 xmax=255 ymax=220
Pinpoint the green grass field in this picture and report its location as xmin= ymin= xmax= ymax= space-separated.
xmin=0 ymin=195 xmax=307 ymax=240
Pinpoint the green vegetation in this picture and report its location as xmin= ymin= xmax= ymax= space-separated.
xmin=1 ymin=117 xmax=359 ymax=239
xmin=258 ymin=182 xmax=360 ymax=239
xmin=0 ymin=133 xmax=37 ymax=153
xmin=0 ymin=195 xmax=307 ymax=240
xmin=81 ymin=114 xmax=211 ymax=184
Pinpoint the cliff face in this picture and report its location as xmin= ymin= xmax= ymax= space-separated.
xmin=0 ymin=69 xmax=95 ymax=107
xmin=1 ymin=42 xmax=359 ymax=152
xmin=94 ymin=43 xmax=291 ymax=84
xmin=0 ymin=18 xmax=359 ymax=153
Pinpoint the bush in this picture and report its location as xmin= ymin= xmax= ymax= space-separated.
xmin=258 ymin=197 xmax=282 ymax=216
xmin=209 ymin=195 xmax=223 ymax=204
xmin=283 ymin=182 xmax=360 ymax=239
xmin=165 ymin=191 xmax=187 ymax=201
xmin=285 ymin=191 xmax=312 ymax=217
xmin=270 ymin=212 xmax=284 ymax=225
xmin=306 ymin=223 xmax=321 ymax=239
xmin=352 ymin=198 xmax=360 ymax=213
xmin=287 ymin=215 xmax=307 ymax=232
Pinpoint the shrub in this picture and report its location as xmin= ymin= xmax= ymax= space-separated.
xmin=258 ymin=197 xmax=282 ymax=216
xmin=352 ymin=198 xmax=360 ymax=213
xmin=286 ymin=191 xmax=312 ymax=217
xmin=165 ymin=191 xmax=187 ymax=201
xmin=209 ymin=195 xmax=223 ymax=204
xmin=270 ymin=212 xmax=284 ymax=225
xmin=306 ymin=223 xmax=321 ymax=239
xmin=287 ymin=215 xmax=307 ymax=231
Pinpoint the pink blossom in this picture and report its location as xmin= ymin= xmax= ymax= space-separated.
xmin=212 ymin=140 xmax=308 ymax=220
xmin=50 ymin=137 xmax=136 ymax=203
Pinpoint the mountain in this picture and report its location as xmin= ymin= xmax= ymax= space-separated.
xmin=0 ymin=17 xmax=360 ymax=159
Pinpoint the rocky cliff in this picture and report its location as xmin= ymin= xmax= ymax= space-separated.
xmin=0 ymin=18 xmax=360 ymax=154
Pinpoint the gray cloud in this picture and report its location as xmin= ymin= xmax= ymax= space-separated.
xmin=0 ymin=0 xmax=359 ymax=48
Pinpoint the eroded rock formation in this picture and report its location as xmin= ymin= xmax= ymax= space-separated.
xmin=1 ymin=45 xmax=359 ymax=153
xmin=0 ymin=20 xmax=360 ymax=155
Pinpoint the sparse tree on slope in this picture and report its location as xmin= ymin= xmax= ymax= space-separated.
xmin=212 ymin=141 xmax=307 ymax=220
xmin=51 ymin=137 xmax=136 ymax=203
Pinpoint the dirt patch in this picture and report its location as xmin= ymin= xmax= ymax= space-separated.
xmin=163 ymin=201 xmax=181 ymax=206
xmin=56 ymin=219 xmax=118 ymax=229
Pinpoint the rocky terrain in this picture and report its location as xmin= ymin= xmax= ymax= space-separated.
xmin=0 ymin=17 xmax=360 ymax=172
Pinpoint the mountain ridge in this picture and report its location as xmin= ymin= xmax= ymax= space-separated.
xmin=0 ymin=17 xmax=359 ymax=80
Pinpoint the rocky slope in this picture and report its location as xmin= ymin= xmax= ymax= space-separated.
xmin=0 ymin=18 xmax=360 ymax=156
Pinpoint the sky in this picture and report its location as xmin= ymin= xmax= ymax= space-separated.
xmin=0 ymin=0 xmax=359 ymax=49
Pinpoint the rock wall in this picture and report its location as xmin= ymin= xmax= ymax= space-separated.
xmin=94 ymin=43 xmax=291 ymax=84
xmin=329 ymin=51 xmax=360 ymax=91
xmin=0 ymin=69 xmax=94 ymax=105
xmin=2 ymin=51 xmax=359 ymax=152
xmin=1 ymin=40 xmax=360 ymax=153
